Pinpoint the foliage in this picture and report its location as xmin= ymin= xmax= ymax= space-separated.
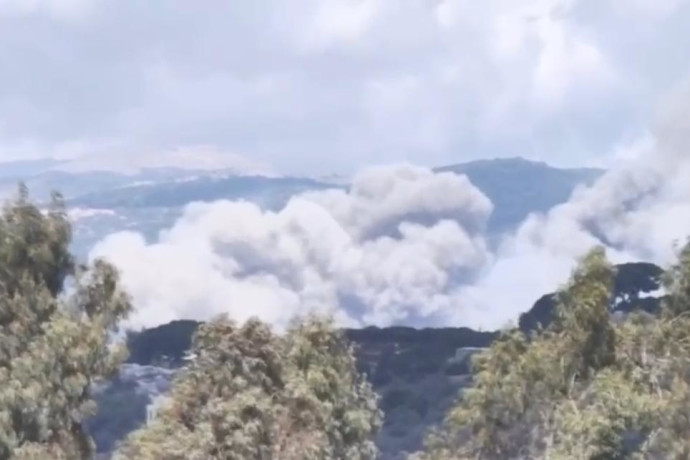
xmin=115 ymin=314 xmax=382 ymax=460
xmin=412 ymin=242 xmax=690 ymax=460
xmin=518 ymin=262 xmax=664 ymax=333
xmin=0 ymin=185 xmax=132 ymax=459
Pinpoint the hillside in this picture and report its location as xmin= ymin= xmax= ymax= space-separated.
xmin=436 ymin=157 xmax=603 ymax=233
xmin=0 ymin=157 xmax=604 ymax=258
xmin=68 ymin=175 xmax=335 ymax=209
xmin=89 ymin=261 xmax=661 ymax=459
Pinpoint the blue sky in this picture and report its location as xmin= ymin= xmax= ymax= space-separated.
xmin=1 ymin=0 xmax=689 ymax=176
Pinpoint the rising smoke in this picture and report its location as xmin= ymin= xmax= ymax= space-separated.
xmin=91 ymin=165 xmax=495 ymax=329
xmin=91 ymin=85 xmax=690 ymax=332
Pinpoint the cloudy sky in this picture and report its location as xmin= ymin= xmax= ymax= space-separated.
xmin=4 ymin=0 xmax=690 ymax=331
xmin=2 ymin=0 xmax=690 ymax=175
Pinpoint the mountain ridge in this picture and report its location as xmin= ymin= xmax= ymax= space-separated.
xmin=60 ymin=156 xmax=604 ymax=256
xmin=436 ymin=157 xmax=603 ymax=233
xmin=89 ymin=261 xmax=660 ymax=460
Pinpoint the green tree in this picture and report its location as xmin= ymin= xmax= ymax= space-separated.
xmin=280 ymin=315 xmax=381 ymax=460
xmin=0 ymin=186 xmax=132 ymax=459
xmin=413 ymin=244 xmax=690 ymax=460
xmin=115 ymin=314 xmax=382 ymax=460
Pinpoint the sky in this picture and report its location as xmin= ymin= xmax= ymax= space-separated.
xmin=2 ymin=0 xmax=689 ymax=331
xmin=1 ymin=0 xmax=690 ymax=176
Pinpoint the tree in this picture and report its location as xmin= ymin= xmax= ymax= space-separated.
xmin=412 ymin=243 xmax=690 ymax=460
xmin=280 ymin=315 xmax=382 ymax=460
xmin=0 ymin=186 xmax=133 ymax=459
xmin=115 ymin=314 xmax=382 ymax=460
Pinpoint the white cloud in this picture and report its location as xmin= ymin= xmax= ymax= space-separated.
xmin=532 ymin=13 xmax=614 ymax=107
xmin=302 ymin=0 xmax=381 ymax=50
xmin=0 ymin=0 xmax=94 ymax=21
xmin=610 ymin=0 xmax=685 ymax=17
xmin=57 ymin=145 xmax=272 ymax=175
xmin=1 ymin=0 xmax=688 ymax=173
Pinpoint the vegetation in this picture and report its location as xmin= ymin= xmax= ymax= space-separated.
xmin=3 ymin=184 xmax=690 ymax=460
xmin=0 ymin=186 xmax=132 ymax=459
xmin=0 ymin=187 xmax=383 ymax=459
xmin=114 ymin=315 xmax=382 ymax=460
xmin=114 ymin=265 xmax=664 ymax=459
xmin=412 ymin=244 xmax=690 ymax=460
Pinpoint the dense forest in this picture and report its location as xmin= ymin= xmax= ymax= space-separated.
xmin=1 ymin=187 xmax=690 ymax=459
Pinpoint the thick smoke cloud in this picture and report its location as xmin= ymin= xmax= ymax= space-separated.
xmin=91 ymin=84 xmax=690 ymax=332
xmin=91 ymin=165 xmax=494 ymax=330
xmin=461 ymin=83 xmax=690 ymax=325
xmin=511 ymin=83 xmax=690 ymax=266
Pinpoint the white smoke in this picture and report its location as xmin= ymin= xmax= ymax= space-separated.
xmin=517 ymin=83 xmax=690 ymax=264
xmin=92 ymin=84 xmax=690 ymax=332
xmin=91 ymin=165 xmax=495 ymax=330
xmin=461 ymin=82 xmax=690 ymax=326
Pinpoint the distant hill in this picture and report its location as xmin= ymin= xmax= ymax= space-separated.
xmin=0 ymin=158 xmax=603 ymax=218
xmin=66 ymin=157 xmax=601 ymax=231
xmin=437 ymin=157 xmax=603 ymax=233
xmin=0 ymin=157 xmax=605 ymax=256
xmin=0 ymin=166 xmax=212 ymax=201
xmin=68 ymin=174 xmax=335 ymax=209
